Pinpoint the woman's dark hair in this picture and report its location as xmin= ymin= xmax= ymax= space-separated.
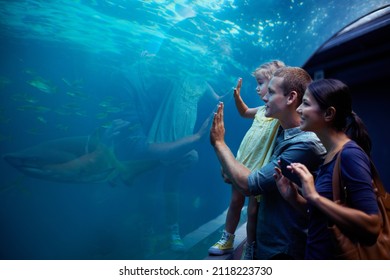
xmin=308 ymin=79 xmax=372 ymax=155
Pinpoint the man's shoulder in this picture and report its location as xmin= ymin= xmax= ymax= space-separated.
xmin=287 ymin=129 xmax=320 ymax=143
xmin=286 ymin=130 xmax=325 ymax=153
xmin=299 ymin=130 xmax=320 ymax=141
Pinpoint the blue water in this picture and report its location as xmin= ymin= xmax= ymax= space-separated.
xmin=0 ymin=0 xmax=388 ymax=260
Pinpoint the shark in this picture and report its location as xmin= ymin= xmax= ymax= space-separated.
xmin=3 ymin=132 xmax=158 ymax=186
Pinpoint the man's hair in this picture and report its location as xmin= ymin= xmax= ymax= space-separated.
xmin=273 ymin=67 xmax=312 ymax=105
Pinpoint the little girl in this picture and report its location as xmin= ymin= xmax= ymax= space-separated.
xmin=208 ymin=60 xmax=285 ymax=259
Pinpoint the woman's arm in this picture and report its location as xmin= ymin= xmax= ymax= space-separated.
xmin=290 ymin=162 xmax=380 ymax=244
xmin=274 ymin=166 xmax=308 ymax=216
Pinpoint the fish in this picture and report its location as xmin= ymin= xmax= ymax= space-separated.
xmin=66 ymin=91 xmax=88 ymax=99
xmin=28 ymin=77 xmax=57 ymax=94
xmin=3 ymin=131 xmax=158 ymax=185
xmin=36 ymin=116 xmax=47 ymax=124
xmin=17 ymin=105 xmax=51 ymax=113
xmin=11 ymin=92 xmax=39 ymax=103
xmin=62 ymin=78 xmax=84 ymax=89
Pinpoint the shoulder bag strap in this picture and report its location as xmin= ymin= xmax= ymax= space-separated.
xmin=332 ymin=150 xmax=343 ymax=203
xmin=369 ymin=161 xmax=387 ymax=197
xmin=333 ymin=145 xmax=387 ymax=201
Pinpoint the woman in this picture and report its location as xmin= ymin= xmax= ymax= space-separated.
xmin=274 ymin=79 xmax=380 ymax=259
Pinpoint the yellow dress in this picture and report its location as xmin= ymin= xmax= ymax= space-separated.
xmin=236 ymin=106 xmax=279 ymax=201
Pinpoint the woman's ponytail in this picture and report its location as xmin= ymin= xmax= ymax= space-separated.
xmin=344 ymin=111 xmax=372 ymax=156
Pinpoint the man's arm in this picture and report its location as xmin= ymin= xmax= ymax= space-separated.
xmin=248 ymin=138 xmax=325 ymax=196
xmin=210 ymin=102 xmax=252 ymax=195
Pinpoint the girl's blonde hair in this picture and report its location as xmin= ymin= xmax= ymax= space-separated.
xmin=252 ymin=60 xmax=286 ymax=80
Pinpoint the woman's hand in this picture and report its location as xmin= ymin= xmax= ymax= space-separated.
xmin=289 ymin=163 xmax=320 ymax=203
xmin=274 ymin=163 xmax=309 ymax=214
xmin=274 ymin=166 xmax=300 ymax=203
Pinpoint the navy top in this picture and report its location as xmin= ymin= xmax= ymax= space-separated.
xmin=305 ymin=140 xmax=379 ymax=259
xmin=248 ymin=127 xmax=326 ymax=259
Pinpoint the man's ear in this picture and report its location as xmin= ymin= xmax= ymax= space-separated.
xmin=324 ymin=106 xmax=336 ymax=122
xmin=287 ymin=91 xmax=298 ymax=105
